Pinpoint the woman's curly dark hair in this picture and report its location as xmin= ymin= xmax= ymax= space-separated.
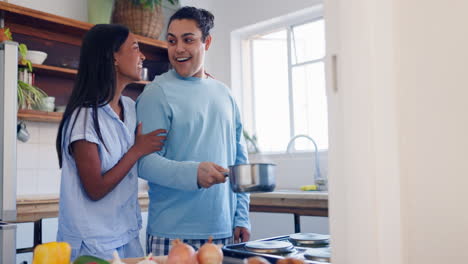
xmin=168 ymin=6 xmax=214 ymax=42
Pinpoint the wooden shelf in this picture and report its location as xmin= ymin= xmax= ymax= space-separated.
xmin=27 ymin=63 xmax=77 ymax=79
xmin=18 ymin=109 xmax=63 ymax=123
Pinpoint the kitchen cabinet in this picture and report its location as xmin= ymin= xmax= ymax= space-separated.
xmin=0 ymin=1 xmax=170 ymax=123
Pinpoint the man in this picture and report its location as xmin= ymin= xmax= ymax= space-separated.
xmin=136 ymin=6 xmax=251 ymax=255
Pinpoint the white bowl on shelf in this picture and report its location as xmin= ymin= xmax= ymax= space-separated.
xmin=26 ymin=50 xmax=48 ymax=64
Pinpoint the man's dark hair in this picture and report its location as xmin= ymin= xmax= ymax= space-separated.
xmin=168 ymin=6 xmax=214 ymax=42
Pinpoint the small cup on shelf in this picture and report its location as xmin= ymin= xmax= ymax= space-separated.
xmin=40 ymin=96 xmax=55 ymax=112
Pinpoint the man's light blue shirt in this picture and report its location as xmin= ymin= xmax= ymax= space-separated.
xmin=136 ymin=70 xmax=250 ymax=239
xmin=57 ymin=96 xmax=142 ymax=259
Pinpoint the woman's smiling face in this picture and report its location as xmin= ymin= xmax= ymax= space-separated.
xmin=114 ymin=32 xmax=145 ymax=82
xmin=167 ymin=19 xmax=212 ymax=78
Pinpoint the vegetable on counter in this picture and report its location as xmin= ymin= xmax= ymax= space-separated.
xmin=244 ymin=256 xmax=271 ymax=264
xmin=167 ymin=239 xmax=197 ymax=264
xmin=32 ymin=241 xmax=72 ymax=264
xmin=197 ymin=237 xmax=223 ymax=264
xmin=276 ymin=258 xmax=305 ymax=264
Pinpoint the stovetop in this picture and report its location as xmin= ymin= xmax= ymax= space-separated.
xmin=222 ymin=234 xmax=331 ymax=264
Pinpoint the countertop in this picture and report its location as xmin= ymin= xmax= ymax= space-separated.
xmin=248 ymin=189 xmax=328 ymax=217
xmin=15 ymin=190 xmax=328 ymax=223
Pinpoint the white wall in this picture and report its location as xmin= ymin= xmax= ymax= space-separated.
xmin=5 ymin=0 xmax=87 ymax=21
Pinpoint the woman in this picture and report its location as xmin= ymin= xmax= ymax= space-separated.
xmin=55 ymin=24 xmax=166 ymax=260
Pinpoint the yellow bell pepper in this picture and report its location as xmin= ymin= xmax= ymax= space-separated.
xmin=32 ymin=241 xmax=72 ymax=264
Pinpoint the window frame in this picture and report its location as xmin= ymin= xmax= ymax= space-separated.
xmin=231 ymin=5 xmax=325 ymax=154
xmin=287 ymin=18 xmax=326 ymax=147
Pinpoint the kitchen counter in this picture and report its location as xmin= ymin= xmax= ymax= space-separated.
xmin=14 ymin=190 xmax=327 ymax=253
xmin=15 ymin=193 xmax=149 ymax=223
xmin=15 ymin=190 xmax=328 ymax=222
xmin=250 ymin=189 xmax=328 ymax=217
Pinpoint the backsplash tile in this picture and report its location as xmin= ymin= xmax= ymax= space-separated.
xmin=36 ymin=169 xmax=61 ymax=195
xmin=17 ymin=142 xmax=39 ymax=169
xmin=39 ymin=122 xmax=59 ymax=145
xmin=38 ymin=144 xmax=60 ymax=169
xmin=17 ymin=122 xmax=61 ymax=195
xmin=17 ymin=169 xmax=38 ymax=195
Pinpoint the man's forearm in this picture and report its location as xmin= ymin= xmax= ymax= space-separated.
xmin=233 ymin=193 xmax=251 ymax=229
xmin=138 ymin=153 xmax=200 ymax=191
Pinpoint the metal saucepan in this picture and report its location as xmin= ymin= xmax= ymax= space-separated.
xmin=223 ymin=163 xmax=276 ymax=193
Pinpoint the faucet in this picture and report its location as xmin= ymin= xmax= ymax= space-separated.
xmin=286 ymin=134 xmax=327 ymax=191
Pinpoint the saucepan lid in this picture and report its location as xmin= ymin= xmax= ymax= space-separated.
xmin=245 ymin=241 xmax=294 ymax=254
xmin=289 ymin=233 xmax=330 ymax=245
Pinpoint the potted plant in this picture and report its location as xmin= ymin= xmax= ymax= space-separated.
xmin=111 ymin=0 xmax=179 ymax=39
xmin=17 ymin=80 xmax=47 ymax=110
xmin=18 ymin=44 xmax=47 ymax=109
xmin=243 ymin=130 xmax=260 ymax=154
xmin=2 ymin=28 xmax=47 ymax=109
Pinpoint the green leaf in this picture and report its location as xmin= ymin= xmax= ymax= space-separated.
xmin=3 ymin=28 xmax=12 ymax=40
xmin=17 ymin=82 xmax=25 ymax=107
xmin=26 ymin=61 xmax=33 ymax=72
xmin=18 ymin=44 xmax=34 ymax=72
xmin=18 ymin=43 xmax=28 ymax=57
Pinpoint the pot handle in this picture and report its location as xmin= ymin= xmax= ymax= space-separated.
xmin=222 ymin=172 xmax=229 ymax=177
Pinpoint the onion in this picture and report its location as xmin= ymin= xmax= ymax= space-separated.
xmin=244 ymin=256 xmax=271 ymax=264
xmin=276 ymin=258 xmax=305 ymax=264
xmin=197 ymin=237 xmax=224 ymax=264
xmin=167 ymin=239 xmax=197 ymax=264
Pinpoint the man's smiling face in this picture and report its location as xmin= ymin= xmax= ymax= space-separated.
xmin=167 ymin=19 xmax=212 ymax=78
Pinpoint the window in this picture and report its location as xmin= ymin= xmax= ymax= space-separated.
xmin=239 ymin=17 xmax=328 ymax=153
